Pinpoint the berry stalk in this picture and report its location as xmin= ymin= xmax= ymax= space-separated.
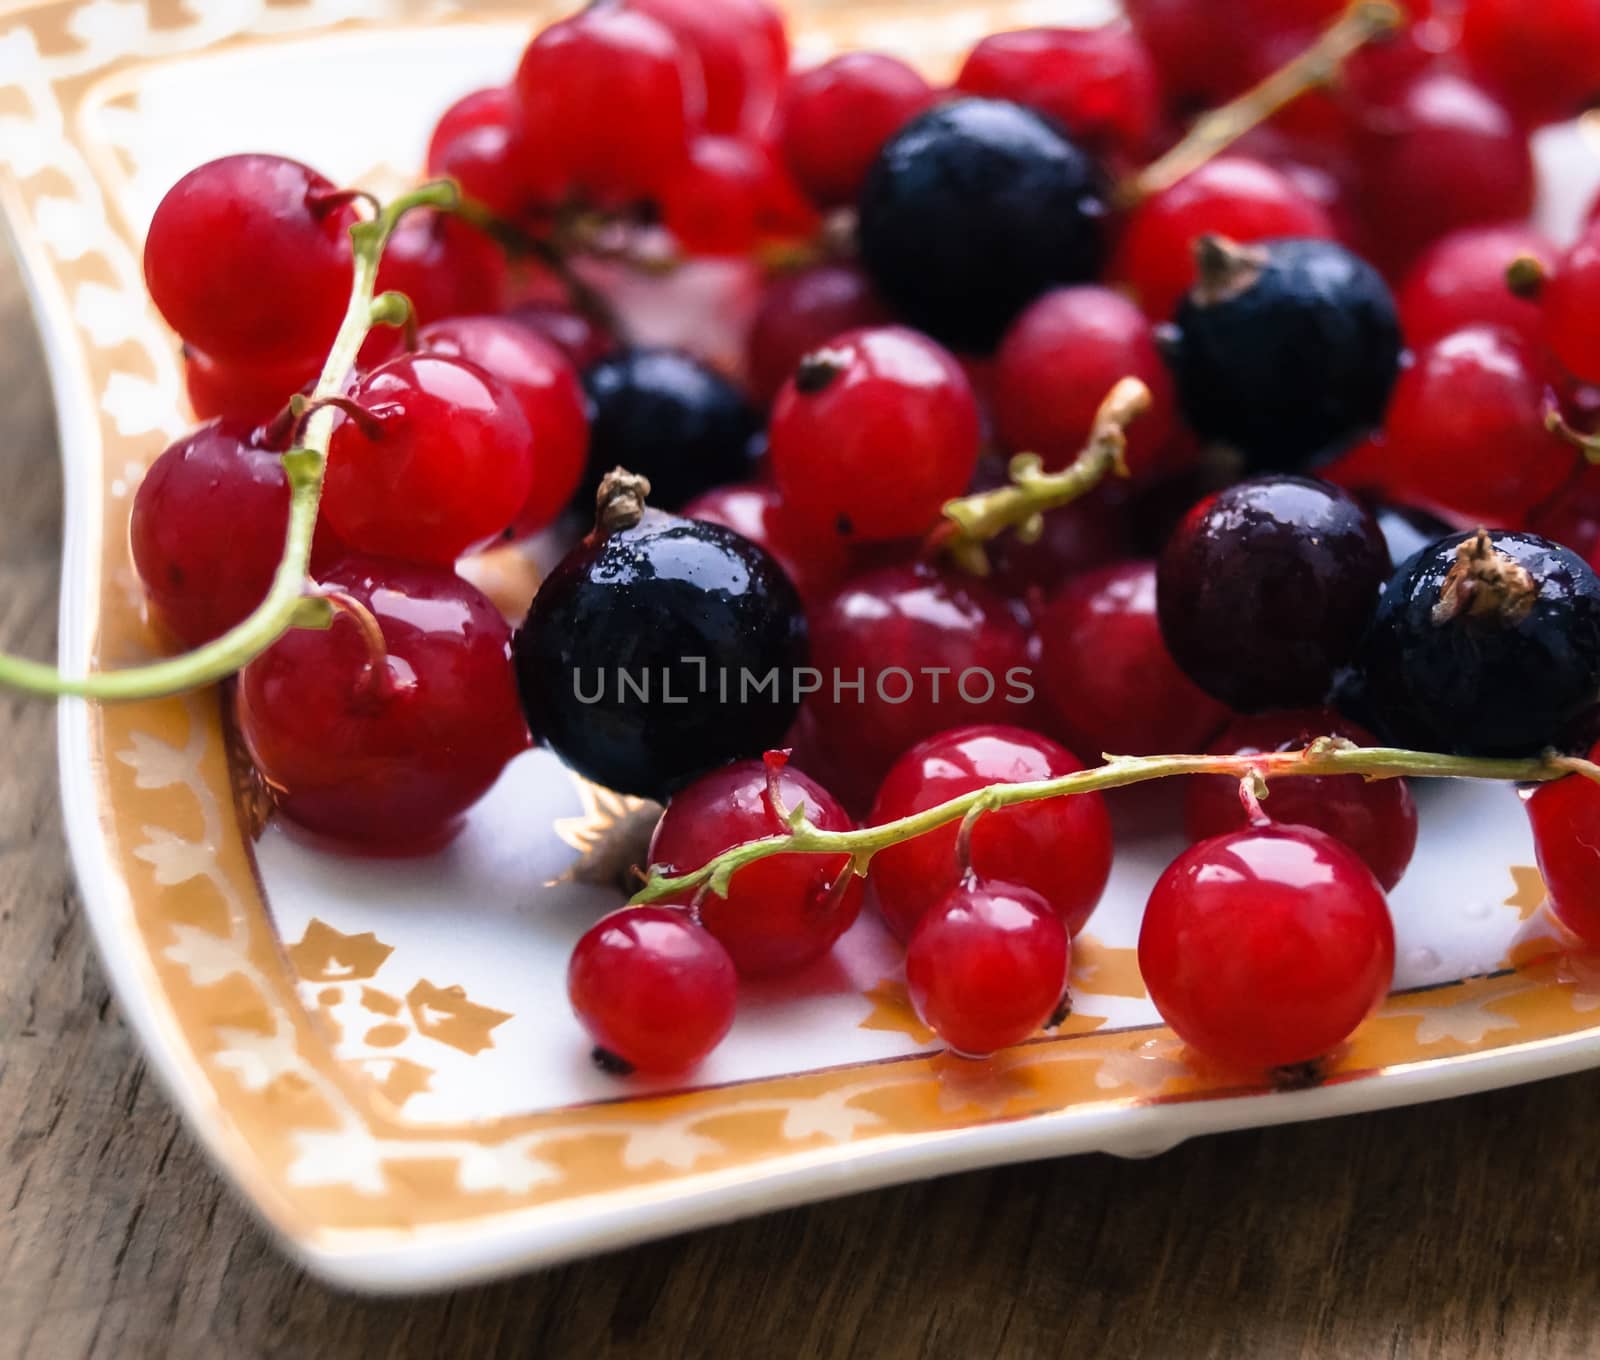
xmin=629 ymin=742 xmax=1600 ymax=904
xmin=0 ymin=181 xmax=458 ymax=700
xmin=1121 ymin=0 xmax=1404 ymax=207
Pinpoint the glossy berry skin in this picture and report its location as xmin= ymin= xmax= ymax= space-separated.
xmin=416 ymin=317 xmax=588 ymax=537
xmin=1353 ymin=71 xmax=1534 ymax=279
xmin=567 ymin=907 xmax=737 ymax=1074
xmin=802 ymin=564 xmax=1035 ymax=812
xmin=681 ymin=482 xmax=846 ymax=602
xmin=1460 ymin=0 xmax=1600 ymax=128
xmin=906 ymin=877 xmax=1070 ymax=1058
xmin=515 ymin=6 xmax=702 ymax=203
xmin=649 ymin=760 xmax=862 ymax=977
xmin=1527 ymin=742 xmax=1600 ymax=947
xmin=777 ymin=53 xmax=936 ymax=208
xmin=1111 ymin=157 xmax=1335 ymax=322
xmin=508 ymin=300 xmax=618 ymax=372
xmin=236 ymin=557 xmax=529 ymax=850
xmin=1139 ymin=825 xmax=1395 ymax=1072
xmin=954 ymin=24 xmax=1160 ymax=167
xmin=1158 ymin=476 xmax=1391 ymax=712
xmin=1038 ymin=561 xmax=1231 ymax=759
xmin=1541 ymin=222 xmax=1600 ymax=387
xmin=993 ymin=286 xmax=1176 ymax=479
xmin=858 ymin=98 xmax=1110 ymax=353
xmin=322 ymin=354 xmax=534 ymax=565
xmin=1397 ymin=224 xmax=1555 ymax=352
xmin=426 ymin=86 xmax=553 ymax=219
xmin=182 ymin=347 xmax=315 ymax=425
xmin=769 ymin=326 xmax=980 ymax=543
xmin=626 ymin=0 xmax=787 ymax=134
xmin=868 ymin=725 xmax=1112 ymax=942
xmin=132 ymin=420 xmax=308 ymax=646
xmin=144 ymin=154 xmax=357 ymax=368
xmin=661 ymin=135 xmax=769 ymax=256
xmin=1185 ymin=709 xmax=1419 ymax=891
xmin=1348 ymin=531 xmax=1600 ymax=758
xmin=978 ymin=471 xmax=1131 ymax=601
xmin=514 ymin=510 xmax=808 ymax=802
xmin=1383 ymin=326 xmax=1572 ymax=521
xmin=746 ymin=264 xmax=889 ymax=405
xmin=581 ymin=349 xmax=760 ymax=512
xmin=368 ymin=211 xmax=506 ymax=342
xmin=1170 ymin=237 xmax=1402 ymax=471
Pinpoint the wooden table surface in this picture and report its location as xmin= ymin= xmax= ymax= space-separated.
xmin=2 ymin=245 xmax=1599 ymax=1360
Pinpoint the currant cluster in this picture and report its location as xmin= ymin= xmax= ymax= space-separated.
xmin=125 ymin=0 xmax=1600 ymax=1083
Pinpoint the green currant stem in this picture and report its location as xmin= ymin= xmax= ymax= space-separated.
xmin=1119 ymin=0 xmax=1404 ymax=208
xmin=0 ymin=179 xmax=459 ymax=700
xmin=629 ymin=742 xmax=1600 ymax=905
xmin=1544 ymin=404 xmax=1600 ymax=466
xmin=931 ymin=377 xmax=1150 ymax=575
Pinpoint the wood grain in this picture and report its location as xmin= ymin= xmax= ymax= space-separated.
xmin=2 ymin=243 xmax=1599 ymax=1360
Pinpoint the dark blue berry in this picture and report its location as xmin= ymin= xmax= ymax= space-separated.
xmin=1157 ymin=475 xmax=1390 ymax=712
xmin=581 ymin=349 xmax=761 ymax=511
xmin=1347 ymin=530 xmax=1600 ymax=757
xmin=514 ymin=476 xmax=808 ymax=801
xmin=1169 ymin=236 xmax=1402 ymax=471
xmin=857 ymin=98 xmax=1109 ymax=353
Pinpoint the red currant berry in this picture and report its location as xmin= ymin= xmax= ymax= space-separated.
xmin=1038 ymin=560 xmax=1231 ymax=759
xmin=515 ymin=5 xmax=703 ymax=203
xmin=1397 ymin=223 xmax=1556 ymax=351
xmin=661 ymin=135 xmax=769 ymax=256
xmin=236 ymin=556 xmax=529 ymax=849
xmin=625 ymin=0 xmax=788 ymax=134
xmin=801 ymin=564 xmax=1036 ymax=812
xmin=1541 ymin=222 xmax=1600 ymax=387
xmin=1353 ymin=71 xmax=1534 ymax=278
xmin=983 ymin=481 xmax=1134 ymax=604
xmin=182 ymin=347 xmax=316 ymax=425
xmin=1527 ymin=742 xmax=1600 ymax=947
xmin=1383 ymin=325 xmax=1573 ymax=521
xmin=681 ymin=481 xmax=847 ymax=601
xmin=132 ymin=419 xmax=333 ymax=646
xmin=567 ymin=906 xmax=737 ymax=1073
xmin=648 ymin=759 xmax=862 ymax=977
xmin=373 ymin=210 xmax=507 ymax=331
xmin=869 ymin=724 xmax=1112 ymax=942
xmin=426 ymin=86 xmax=562 ymax=219
xmin=1111 ymin=156 xmax=1336 ymax=320
xmin=322 ymin=354 xmax=535 ymax=565
xmin=1460 ymin=0 xmax=1600 ymax=128
xmin=416 ymin=316 xmax=588 ymax=536
xmin=955 ymin=24 xmax=1160 ymax=167
xmin=1139 ymin=825 xmax=1396 ymax=1071
xmin=776 ymin=53 xmax=936 ymax=208
xmin=1531 ymin=463 xmax=1600 ymax=563
xmin=769 ymin=326 xmax=980 ymax=543
xmin=746 ymin=263 xmax=889 ymax=404
xmin=906 ymin=876 xmax=1070 ymax=1058
xmin=1185 ymin=709 xmax=1420 ymax=891
xmin=506 ymin=300 xmax=618 ymax=371
xmin=993 ymin=285 xmax=1176 ymax=479
xmin=1124 ymin=0 xmax=1252 ymax=107
xmin=144 ymin=154 xmax=357 ymax=368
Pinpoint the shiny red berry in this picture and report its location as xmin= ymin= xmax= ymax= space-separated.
xmin=1184 ymin=708 xmax=1420 ymax=891
xmin=1460 ymin=0 xmax=1600 ymax=128
xmin=144 ymin=154 xmax=357 ymax=368
xmin=1542 ymin=221 xmax=1600 ymax=387
xmin=681 ymin=481 xmax=847 ymax=601
xmin=182 ymin=347 xmax=316 ymax=425
xmin=506 ymin=300 xmax=618 ymax=371
xmin=625 ymin=0 xmax=788 ymax=134
xmin=1527 ymin=742 xmax=1600 ymax=947
xmin=869 ymin=724 xmax=1112 ymax=942
xmin=1396 ymin=223 xmax=1556 ymax=351
xmin=661 ymin=135 xmax=769 ymax=256
xmin=322 ymin=354 xmax=535 ymax=565
xmin=906 ymin=876 xmax=1070 ymax=1058
xmin=648 ymin=759 xmax=862 ymax=977
xmin=746 ymin=263 xmax=889 ymax=404
xmin=568 ymin=906 xmax=737 ymax=1073
xmin=416 ymin=316 xmax=588 ymax=537
xmin=1139 ymin=825 xmax=1396 ymax=1071
xmin=1038 ymin=560 xmax=1231 ymax=759
xmin=236 ymin=557 xmax=529 ymax=850
xmin=769 ymin=326 xmax=980 ymax=543
xmin=426 ymin=86 xmax=564 ymax=219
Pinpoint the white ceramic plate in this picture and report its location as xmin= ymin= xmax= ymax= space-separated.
xmin=6 ymin=0 xmax=1600 ymax=1294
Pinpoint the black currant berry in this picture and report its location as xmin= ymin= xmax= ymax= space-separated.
xmin=514 ymin=471 xmax=808 ymax=801
xmin=581 ymin=349 xmax=761 ymax=511
xmin=1168 ymin=236 xmax=1402 ymax=470
xmin=1157 ymin=475 xmax=1391 ymax=712
xmin=1346 ymin=530 xmax=1600 ymax=757
xmin=857 ymin=98 xmax=1109 ymax=353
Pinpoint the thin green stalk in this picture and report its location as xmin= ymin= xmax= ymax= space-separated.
xmin=630 ymin=743 xmax=1600 ymax=905
xmin=0 ymin=180 xmax=458 ymax=701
